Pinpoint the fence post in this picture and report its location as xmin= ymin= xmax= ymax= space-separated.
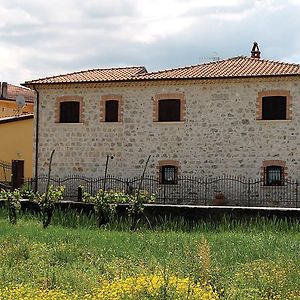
xmin=78 ymin=186 xmax=83 ymax=202
xmin=296 ymin=180 xmax=299 ymax=208
xmin=204 ymin=178 xmax=207 ymax=206
xmin=247 ymin=179 xmax=251 ymax=207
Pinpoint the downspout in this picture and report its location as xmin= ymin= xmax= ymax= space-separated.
xmin=32 ymin=85 xmax=39 ymax=192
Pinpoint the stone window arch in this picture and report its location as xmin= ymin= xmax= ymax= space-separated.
xmin=55 ymin=96 xmax=84 ymax=123
xmin=257 ymin=90 xmax=292 ymax=120
xmin=100 ymin=95 xmax=124 ymax=122
xmin=261 ymin=160 xmax=286 ymax=186
xmin=157 ymin=160 xmax=180 ymax=184
xmin=153 ymin=93 xmax=186 ymax=122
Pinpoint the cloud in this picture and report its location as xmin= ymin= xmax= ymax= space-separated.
xmin=0 ymin=0 xmax=300 ymax=85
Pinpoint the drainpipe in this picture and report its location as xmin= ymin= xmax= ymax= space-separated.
xmin=32 ymin=85 xmax=39 ymax=192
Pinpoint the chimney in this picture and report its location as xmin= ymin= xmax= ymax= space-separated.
xmin=1 ymin=82 xmax=8 ymax=98
xmin=251 ymin=42 xmax=260 ymax=59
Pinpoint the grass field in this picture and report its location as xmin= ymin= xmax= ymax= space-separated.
xmin=0 ymin=207 xmax=299 ymax=299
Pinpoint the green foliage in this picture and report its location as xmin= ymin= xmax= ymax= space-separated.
xmin=34 ymin=185 xmax=65 ymax=210
xmin=83 ymin=189 xmax=122 ymax=227
xmin=82 ymin=188 xmax=156 ymax=228
xmin=19 ymin=183 xmax=35 ymax=201
xmin=127 ymin=190 xmax=156 ymax=230
xmin=34 ymin=185 xmax=65 ymax=228
xmin=0 ymin=189 xmax=21 ymax=224
xmin=0 ymin=214 xmax=299 ymax=298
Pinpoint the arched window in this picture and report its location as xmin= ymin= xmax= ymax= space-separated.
xmin=257 ymin=91 xmax=292 ymax=120
xmin=100 ymin=95 xmax=123 ymax=123
xmin=153 ymin=93 xmax=185 ymax=123
xmin=56 ymin=96 xmax=84 ymax=123
xmin=265 ymin=166 xmax=284 ymax=186
xmin=158 ymin=160 xmax=179 ymax=184
xmin=262 ymin=160 xmax=286 ymax=186
xmin=105 ymin=100 xmax=119 ymax=122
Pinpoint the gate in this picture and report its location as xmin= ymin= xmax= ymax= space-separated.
xmin=0 ymin=160 xmax=24 ymax=190
xmin=0 ymin=160 xmax=12 ymax=190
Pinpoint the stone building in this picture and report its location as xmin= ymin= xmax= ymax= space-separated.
xmin=23 ymin=45 xmax=300 ymax=187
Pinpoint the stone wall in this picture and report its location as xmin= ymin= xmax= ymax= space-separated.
xmin=35 ymin=77 xmax=300 ymax=180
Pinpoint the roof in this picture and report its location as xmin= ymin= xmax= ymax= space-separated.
xmin=0 ymin=114 xmax=34 ymax=124
xmin=23 ymin=66 xmax=147 ymax=85
xmin=23 ymin=56 xmax=300 ymax=86
xmin=135 ymin=56 xmax=300 ymax=80
xmin=3 ymin=84 xmax=35 ymax=102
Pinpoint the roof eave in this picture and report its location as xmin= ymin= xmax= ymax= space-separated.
xmin=22 ymin=73 xmax=300 ymax=88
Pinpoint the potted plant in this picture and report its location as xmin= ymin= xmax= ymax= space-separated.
xmin=213 ymin=192 xmax=226 ymax=206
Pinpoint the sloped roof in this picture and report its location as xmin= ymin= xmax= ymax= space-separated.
xmin=0 ymin=113 xmax=34 ymax=124
xmin=2 ymin=84 xmax=35 ymax=102
xmin=24 ymin=66 xmax=147 ymax=85
xmin=134 ymin=56 xmax=300 ymax=80
xmin=23 ymin=56 xmax=300 ymax=86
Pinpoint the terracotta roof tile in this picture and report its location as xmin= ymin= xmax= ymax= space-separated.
xmin=134 ymin=56 xmax=300 ymax=80
xmin=24 ymin=66 xmax=147 ymax=85
xmin=23 ymin=56 xmax=300 ymax=86
xmin=5 ymin=84 xmax=35 ymax=102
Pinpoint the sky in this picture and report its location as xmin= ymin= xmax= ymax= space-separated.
xmin=1 ymin=0 xmax=300 ymax=85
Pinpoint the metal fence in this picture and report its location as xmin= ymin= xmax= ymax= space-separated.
xmin=24 ymin=175 xmax=299 ymax=208
xmin=0 ymin=160 xmax=12 ymax=182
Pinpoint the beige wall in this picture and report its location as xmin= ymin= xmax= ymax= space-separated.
xmin=0 ymin=118 xmax=33 ymax=179
xmin=0 ymin=100 xmax=34 ymax=118
xmin=35 ymin=77 xmax=300 ymax=180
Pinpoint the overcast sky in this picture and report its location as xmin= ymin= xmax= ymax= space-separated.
xmin=1 ymin=0 xmax=300 ymax=85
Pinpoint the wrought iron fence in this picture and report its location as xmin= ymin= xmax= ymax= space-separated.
xmin=0 ymin=160 xmax=12 ymax=182
xmin=23 ymin=175 xmax=299 ymax=208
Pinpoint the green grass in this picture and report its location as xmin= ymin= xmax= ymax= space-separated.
xmin=0 ymin=207 xmax=299 ymax=299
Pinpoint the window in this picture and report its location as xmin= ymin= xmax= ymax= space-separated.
xmin=262 ymin=96 xmax=286 ymax=120
xmin=264 ymin=166 xmax=284 ymax=186
xmin=153 ymin=93 xmax=186 ymax=122
xmin=262 ymin=160 xmax=286 ymax=186
xmin=105 ymin=100 xmax=119 ymax=122
xmin=158 ymin=99 xmax=181 ymax=122
xmin=55 ymin=96 xmax=84 ymax=123
xmin=100 ymin=95 xmax=123 ymax=123
xmin=158 ymin=160 xmax=179 ymax=184
xmin=59 ymin=101 xmax=80 ymax=123
xmin=257 ymin=91 xmax=292 ymax=120
xmin=160 ymin=165 xmax=178 ymax=184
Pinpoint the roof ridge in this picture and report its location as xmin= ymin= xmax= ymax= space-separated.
xmin=135 ymin=56 xmax=247 ymax=77
xmin=24 ymin=66 xmax=147 ymax=84
xmin=248 ymin=56 xmax=300 ymax=66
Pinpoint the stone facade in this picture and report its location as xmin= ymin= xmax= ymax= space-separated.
xmin=35 ymin=76 xmax=300 ymax=180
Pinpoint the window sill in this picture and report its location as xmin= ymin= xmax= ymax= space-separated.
xmin=154 ymin=121 xmax=185 ymax=125
xmin=256 ymin=119 xmax=292 ymax=123
xmin=55 ymin=122 xmax=84 ymax=125
xmin=100 ymin=121 xmax=123 ymax=124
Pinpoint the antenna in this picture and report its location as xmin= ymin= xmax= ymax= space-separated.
xmin=200 ymin=52 xmax=221 ymax=63
xmin=16 ymin=95 xmax=26 ymax=108
xmin=15 ymin=95 xmax=26 ymax=116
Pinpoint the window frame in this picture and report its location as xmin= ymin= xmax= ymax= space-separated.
xmin=158 ymin=160 xmax=180 ymax=185
xmin=59 ymin=101 xmax=80 ymax=123
xmin=105 ymin=100 xmax=119 ymax=122
xmin=158 ymin=99 xmax=181 ymax=122
xmin=100 ymin=95 xmax=123 ymax=123
xmin=153 ymin=93 xmax=186 ymax=123
xmin=55 ymin=96 xmax=84 ymax=124
xmin=264 ymin=165 xmax=284 ymax=186
xmin=257 ymin=91 xmax=292 ymax=121
xmin=261 ymin=160 xmax=286 ymax=187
